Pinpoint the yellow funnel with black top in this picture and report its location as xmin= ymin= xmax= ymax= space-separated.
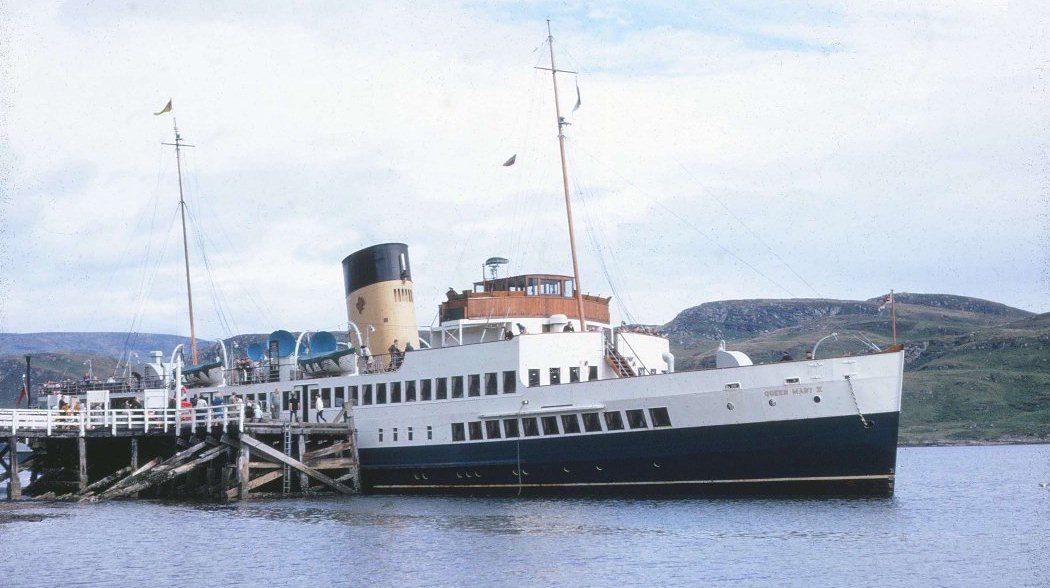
xmin=341 ymin=243 xmax=419 ymax=357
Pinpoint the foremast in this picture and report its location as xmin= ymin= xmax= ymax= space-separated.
xmin=537 ymin=20 xmax=588 ymax=331
xmin=161 ymin=111 xmax=199 ymax=365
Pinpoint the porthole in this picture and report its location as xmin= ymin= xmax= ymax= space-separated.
xmin=726 ymin=402 xmax=735 ymax=410
xmin=595 ymin=465 xmax=603 ymax=471
xmin=414 ymin=473 xmax=420 ymax=480
xmin=653 ymin=462 xmax=661 ymax=468
xmin=521 ymin=469 xmax=529 ymax=476
xmin=456 ymin=472 xmax=463 ymax=479
xmin=512 ymin=469 xmax=518 ymax=476
xmin=563 ymin=467 xmax=571 ymax=473
xmin=421 ymin=473 xmax=428 ymax=480
xmin=813 ymin=395 xmax=821 ymax=403
xmin=474 ymin=471 xmax=481 ymax=478
xmin=768 ymin=398 xmax=776 ymax=407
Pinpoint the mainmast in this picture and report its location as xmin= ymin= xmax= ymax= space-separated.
xmin=538 ymin=20 xmax=588 ymax=331
xmin=162 ymin=117 xmax=199 ymax=365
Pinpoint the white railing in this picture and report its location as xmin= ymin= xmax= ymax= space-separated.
xmin=0 ymin=404 xmax=245 ymax=436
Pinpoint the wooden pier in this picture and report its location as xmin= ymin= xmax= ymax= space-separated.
xmin=0 ymin=405 xmax=359 ymax=501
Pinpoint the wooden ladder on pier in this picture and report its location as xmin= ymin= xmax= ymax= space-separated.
xmin=281 ymin=425 xmax=293 ymax=494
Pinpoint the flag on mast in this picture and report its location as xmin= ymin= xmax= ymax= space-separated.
xmin=16 ymin=375 xmax=27 ymax=408
xmin=572 ymin=79 xmax=581 ymax=113
xmin=154 ymin=99 xmax=173 ymax=116
xmin=877 ymin=292 xmax=893 ymax=312
xmin=502 ymin=154 xmax=517 ymax=167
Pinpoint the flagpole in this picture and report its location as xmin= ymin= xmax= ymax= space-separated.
xmin=890 ymin=289 xmax=897 ymax=345
xmin=544 ymin=20 xmax=588 ymax=331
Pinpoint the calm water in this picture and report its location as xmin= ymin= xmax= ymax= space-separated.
xmin=1 ymin=445 xmax=1047 ymax=587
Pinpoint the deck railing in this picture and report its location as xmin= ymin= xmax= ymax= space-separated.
xmin=0 ymin=404 xmax=245 ymax=436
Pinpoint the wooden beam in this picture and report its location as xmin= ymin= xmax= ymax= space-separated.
xmin=77 ymin=437 xmax=87 ymax=493
xmin=226 ymin=469 xmax=284 ymax=499
xmin=303 ymin=440 xmax=353 ymax=461
xmin=231 ymin=434 xmax=355 ymax=495
xmin=307 ymin=457 xmax=358 ymax=470
xmin=78 ymin=466 xmax=132 ymax=498
xmin=249 ymin=461 xmax=281 ymax=470
xmin=7 ymin=436 xmax=20 ymax=500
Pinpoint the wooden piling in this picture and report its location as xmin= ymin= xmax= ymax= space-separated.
xmin=77 ymin=437 xmax=87 ymax=493
xmin=7 ymin=436 xmax=20 ymax=500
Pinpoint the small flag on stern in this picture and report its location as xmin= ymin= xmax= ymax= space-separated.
xmin=877 ymin=292 xmax=893 ymax=312
xmin=154 ymin=99 xmax=173 ymax=115
xmin=16 ymin=375 xmax=27 ymax=408
xmin=502 ymin=154 xmax=517 ymax=167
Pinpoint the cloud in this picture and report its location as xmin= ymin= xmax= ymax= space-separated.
xmin=0 ymin=2 xmax=1047 ymax=339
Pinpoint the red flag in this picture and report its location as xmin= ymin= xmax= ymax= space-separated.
xmin=16 ymin=380 xmax=27 ymax=408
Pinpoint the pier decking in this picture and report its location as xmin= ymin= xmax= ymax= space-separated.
xmin=1 ymin=406 xmax=359 ymax=502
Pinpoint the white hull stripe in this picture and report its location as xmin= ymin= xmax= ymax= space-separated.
xmin=371 ymin=474 xmax=894 ymax=490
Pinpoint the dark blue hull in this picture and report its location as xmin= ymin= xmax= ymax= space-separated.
xmin=359 ymin=411 xmax=900 ymax=496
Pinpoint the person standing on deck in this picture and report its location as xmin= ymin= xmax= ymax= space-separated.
xmin=315 ymin=393 xmax=327 ymax=422
xmin=289 ymin=393 xmax=300 ymax=422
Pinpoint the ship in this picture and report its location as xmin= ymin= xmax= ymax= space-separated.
xmin=41 ymin=24 xmax=904 ymax=496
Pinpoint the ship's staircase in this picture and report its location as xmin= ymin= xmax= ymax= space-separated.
xmin=604 ymin=340 xmax=636 ymax=378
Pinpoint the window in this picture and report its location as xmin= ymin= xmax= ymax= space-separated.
xmin=376 ymin=383 xmax=387 ymax=404
xmin=393 ymin=427 xmax=399 ymax=441
xmin=468 ymin=421 xmax=483 ymax=440
xmin=282 ymin=391 xmax=290 ymax=410
xmin=561 ymin=414 xmax=581 ymax=434
xmin=649 ymin=407 xmax=672 ymax=428
xmin=503 ymin=371 xmax=516 ymax=394
xmin=349 ymin=386 xmax=359 ymax=405
xmin=322 ymin=388 xmax=331 ymax=406
xmin=541 ymin=416 xmax=559 ymax=435
xmin=468 ymin=374 xmax=480 ymax=397
xmin=725 ymin=382 xmax=740 ymax=390
xmin=378 ymin=428 xmax=384 ymax=442
xmin=391 ymin=382 xmax=401 ymax=403
xmin=362 ymin=384 xmax=373 ymax=405
xmin=582 ymin=412 xmax=602 ymax=432
xmin=335 ymin=386 xmax=346 ymax=407
xmin=785 ymin=377 xmax=800 ymax=385
xmin=451 ymin=376 xmax=464 ymax=399
xmin=436 ymin=377 xmax=448 ymax=400
xmin=528 ymin=369 xmax=540 ymax=387
xmin=569 ymin=367 xmax=580 ymax=383
xmin=451 ymin=422 xmax=465 ymax=442
xmin=421 ymin=379 xmax=432 ymax=401
xmin=522 ymin=417 xmax=540 ymax=437
xmin=408 ymin=426 xmax=414 ymax=441
xmin=485 ymin=372 xmax=498 ymax=395
xmin=405 ymin=380 xmax=416 ymax=402
xmin=550 ymin=368 xmax=561 ymax=385
xmin=503 ymin=419 xmax=520 ymax=438
xmin=626 ymin=409 xmax=648 ymax=429
xmin=588 ymin=366 xmax=598 ymax=381
xmin=485 ymin=420 xmax=502 ymax=439
xmin=427 ymin=425 xmax=433 ymax=440
xmin=603 ymin=411 xmax=624 ymax=430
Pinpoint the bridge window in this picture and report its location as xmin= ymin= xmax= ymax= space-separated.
xmin=393 ymin=427 xmax=398 ymax=442
xmin=378 ymin=428 xmax=384 ymax=442
xmin=335 ymin=386 xmax=346 ymax=407
xmin=561 ymin=414 xmax=581 ymax=434
xmin=427 ymin=425 xmax=433 ymax=440
xmin=528 ymin=369 xmax=540 ymax=387
xmin=503 ymin=371 xmax=517 ymax=394
xmin=436 ymin=377 xmax=448 ymax=400
xmin=451 ymin=376 xmax=464 ymax=399
xmin=582 ymin=412 xmax=602 ymax=432
xmin=649 ymin=407 xmax=672 ymax=428
xmin=420 ymin=379 xmax=432 ymax=401
xmin=408 ymin=426 xmax=413 ymax=441
xmin=405 ymin=380 xmax=416 ymax=402
xmin=349 ymin=386 xmax=358 ymax=405
xmin=569 ymin=367 xmax=580 ymax=383
xmin=362 ymin=385 xmax=373 ymax=405
xmin=391 ymin=382 xmax=401 ymax=403
xmin=468 ymin=421 xmax=483 ymax=440
xmin=626 ymin=409 xmax=648 ymax=429
xmin=451 ymin=422 xmax=465 ymax=442
xmin=603 ymin=411 xmax=624 ymax=431
xmin=376 ymin=383 xmax=387 ymax=404
xmin=550 ymin=368 xmax=561 ymax=385
xmin=503 ymin=418 xmax=520 ymax=438
xmin=541 ymin=416 xmax=559 ymax=435
xmin=485 ymin=372 xmax=498 ymax=395
xmin=468 ymin=374 xmax=480 ymax=397
xmin=588 ymin=366 xmax=598 ymax=381
xmin=485 ymin=420 xmax=501 ymax=439
xmin=522 ymin=417 xmax=540 ymax=437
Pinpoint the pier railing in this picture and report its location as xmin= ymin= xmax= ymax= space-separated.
xmin=0 ymin=404 xmax=245 ymax=437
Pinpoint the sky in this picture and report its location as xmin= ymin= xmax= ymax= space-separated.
xmin=0 ymin=1 xmax=1048 ymax=340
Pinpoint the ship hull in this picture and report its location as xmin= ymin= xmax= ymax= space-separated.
xmin=359 ymin=410 xmax=899 ymax=496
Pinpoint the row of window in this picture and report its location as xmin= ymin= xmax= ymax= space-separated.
xmin=378 ymin=425 xmax=433 ymax=443
xmin=449 ymin=407 xmax=672 ymax=443
xmin=357 ymin=370 xmax=519 ymax=406
xmin=527 ymin=366 xmax=599 ymax=387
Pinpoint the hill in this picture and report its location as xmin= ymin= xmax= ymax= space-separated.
xmin=663 ymin=293 xmax=1049 ymax=444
